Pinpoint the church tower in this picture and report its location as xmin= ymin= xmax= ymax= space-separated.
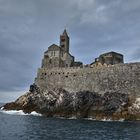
xmin=60 ymin=29 xmax=69 ymax=53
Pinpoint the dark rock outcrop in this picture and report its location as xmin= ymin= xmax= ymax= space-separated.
xmin=3 ymin=85 xmax=140 ymax=120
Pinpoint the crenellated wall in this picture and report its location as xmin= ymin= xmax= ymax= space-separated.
xmin=35 ymin=63 xmax=140 ymax=95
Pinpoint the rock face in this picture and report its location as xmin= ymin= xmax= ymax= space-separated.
xmin=3 ymin=84 xmax=140 ymax=120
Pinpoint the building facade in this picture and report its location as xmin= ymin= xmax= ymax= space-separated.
xmin=91 ymin=52 xmax=124 ymax=66
xmin=41 ymin=30 xmax=82 ymax=68
xmin=42 ymin=30 xmax=123 ymax=69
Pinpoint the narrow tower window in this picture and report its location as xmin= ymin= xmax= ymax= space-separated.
xmin=61 ymin=38 xmax=65 ymax=42
xmin=61 ymin=52 xmax=63 ymax=57
xmin=49 ymin=59 xmax=52 ymax=64
xmin=51 ymin=51 xmax=53 ymax=56
xmin=61 ymin=45 xmax=65 ymax=48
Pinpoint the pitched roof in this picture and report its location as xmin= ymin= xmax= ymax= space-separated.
xmin=100 ymin=51 xmax=123 ymax=57
xmin=48 ymin=44 xmax=60 ymax=51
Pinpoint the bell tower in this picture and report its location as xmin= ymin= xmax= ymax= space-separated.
xmin=60 ymin=29 xmax=69 ymax=53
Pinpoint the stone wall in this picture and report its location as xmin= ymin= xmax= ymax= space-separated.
xmin=35 ymin=62 xmax=140 ymax=96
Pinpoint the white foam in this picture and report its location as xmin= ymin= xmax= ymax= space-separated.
xmin=68 ymin=116 xmax=77 ymax=120
xmin=0 ymin=109 xmax=42 ymax=116
xmin=84 ymin=118 xmax=96 ymax=121
xmin=118 ymin=119 xmax=125 ymax=122
xmin=101 ymin=118 xmax=112 ymax=122
xmin=0 ymin=110 xmax=28 ymax=115
xmin=0 ymin=107 xmax=4 ymax=110
xmin=100 ymin=118 xmax=125 ymax=122
xmin=84 ymin=117 xmax=124 ymax=122
xmin=30 ymin=111 xmax=42 ymax=116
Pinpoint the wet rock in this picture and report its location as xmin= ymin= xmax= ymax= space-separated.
xmin=2 ymin=86 xmax=140 ymax=120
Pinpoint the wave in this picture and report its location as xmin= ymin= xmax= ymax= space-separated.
xmin=84 ymin=117 xmax=124 ymax=122
xmin=30 ymin=111 xmax=42 ymax=116
xmin=101 ymin=118 xmax=125 ymax=122
xmin=68 ymin=116 xmax=77 ymax=119
xmin=0 ymin=107 xmax=42 ymax=116
xmin=0 ymin=107 xmax=124 ymax=121
xmin=56 ymin=116 xmax=124 ymax=122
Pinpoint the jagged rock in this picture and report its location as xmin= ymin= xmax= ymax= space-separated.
xmin=3 ymin=85 xmax=140 ymax=120
xmin=127 ymin=98 xmax=140 ymax=119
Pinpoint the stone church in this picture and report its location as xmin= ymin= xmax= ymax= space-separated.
xmin=41 ymin=30 xmax=82 ymax=68
xmin=42 ymin=30 xmax=124 ymax=69
xmin=91 ymin=51 xmax=124 ymax=66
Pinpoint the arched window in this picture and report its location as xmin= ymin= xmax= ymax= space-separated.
xmin=61 ymin=52 xmax=63 ymax=57
xmin=49 ymin=59 xmax=52 ymax=64
xmin=61 ymin=45 xmax=65 ymax=48
xmin=61 ymin=38 xmax=65 ymax=42
xmin=51 ymin=51 xmax=53 ymax=56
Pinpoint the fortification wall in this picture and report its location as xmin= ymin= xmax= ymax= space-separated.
xmin=35 ymin=63 xmax=140 ymax=95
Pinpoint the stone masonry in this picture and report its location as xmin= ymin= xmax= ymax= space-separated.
xmin=41 ymin=30 xmax=83 ymax=68
xmin=35 ymin=63 xmax=140 ymax=96
xmin=35 ymin=30 xmax=140 ymax=96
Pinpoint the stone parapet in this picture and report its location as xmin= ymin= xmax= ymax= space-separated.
xmin=35 ymin=62 xmax=140 ymax=96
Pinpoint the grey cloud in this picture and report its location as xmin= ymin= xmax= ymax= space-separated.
xmin=130 ymin=48 xmax=140 ymax=61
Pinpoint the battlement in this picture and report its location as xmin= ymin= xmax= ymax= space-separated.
xmin=37 ymin=61 xmax=128 ymax=78
xmin=37 ymin=64 xmax=109 ymax=79
xmin=35 ymin=62 xmax=140 ymax=96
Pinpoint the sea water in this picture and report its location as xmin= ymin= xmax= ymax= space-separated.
xmin=0 ymin=108 xmax=140 ymax=140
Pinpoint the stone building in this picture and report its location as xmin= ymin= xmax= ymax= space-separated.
xmin=41 ymin=30 xmax=83 ymax=68
xmin=91 ymin=51 xmax=124 ymax=66
xmin=41 ymin=30 xmax=123 ymax=69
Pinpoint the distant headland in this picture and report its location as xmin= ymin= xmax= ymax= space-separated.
xmin=2 ymin=30 xmax=140 ymax=121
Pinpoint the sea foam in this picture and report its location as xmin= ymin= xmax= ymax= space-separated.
xmin=0 ymin=107 xmax=42 ymax=116
xmin=84 ymin=117 xmax=124 ymax=122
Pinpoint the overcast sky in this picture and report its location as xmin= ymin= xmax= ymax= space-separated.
xmin=0 ymin=0 xmax=140 ymax=102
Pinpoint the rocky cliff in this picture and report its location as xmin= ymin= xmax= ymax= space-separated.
xmin=2 ymin=63 xmax=140 ymax=120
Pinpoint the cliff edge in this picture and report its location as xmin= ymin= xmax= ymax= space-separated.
xmin=2 ymin=63 xmax=140 ymax=121
xmin=2 ymin=85 xmax=140 ymax=120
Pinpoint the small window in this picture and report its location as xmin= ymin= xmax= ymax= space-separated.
xmin=61 ymin=38 xmax=65 ymax=42
xmin=61 ymin=52 xmax=63 ymax=57
xmin=61 ymin=45 xmax=65 ymax=49
xmin=51 ymin=51 xmax=53 ymax=56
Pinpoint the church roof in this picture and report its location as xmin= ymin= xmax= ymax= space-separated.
xmin=99 ymin=51 xmax=123 ymax=57
xmin=48 ymin=44 xmax=60 ymax=51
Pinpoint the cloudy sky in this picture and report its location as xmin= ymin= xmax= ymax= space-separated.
xmin=0 ymin=0 xmax=140 ymax=102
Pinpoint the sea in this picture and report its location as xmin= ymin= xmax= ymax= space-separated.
xmin=0 ymin=103 xmax=140 ymax=140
